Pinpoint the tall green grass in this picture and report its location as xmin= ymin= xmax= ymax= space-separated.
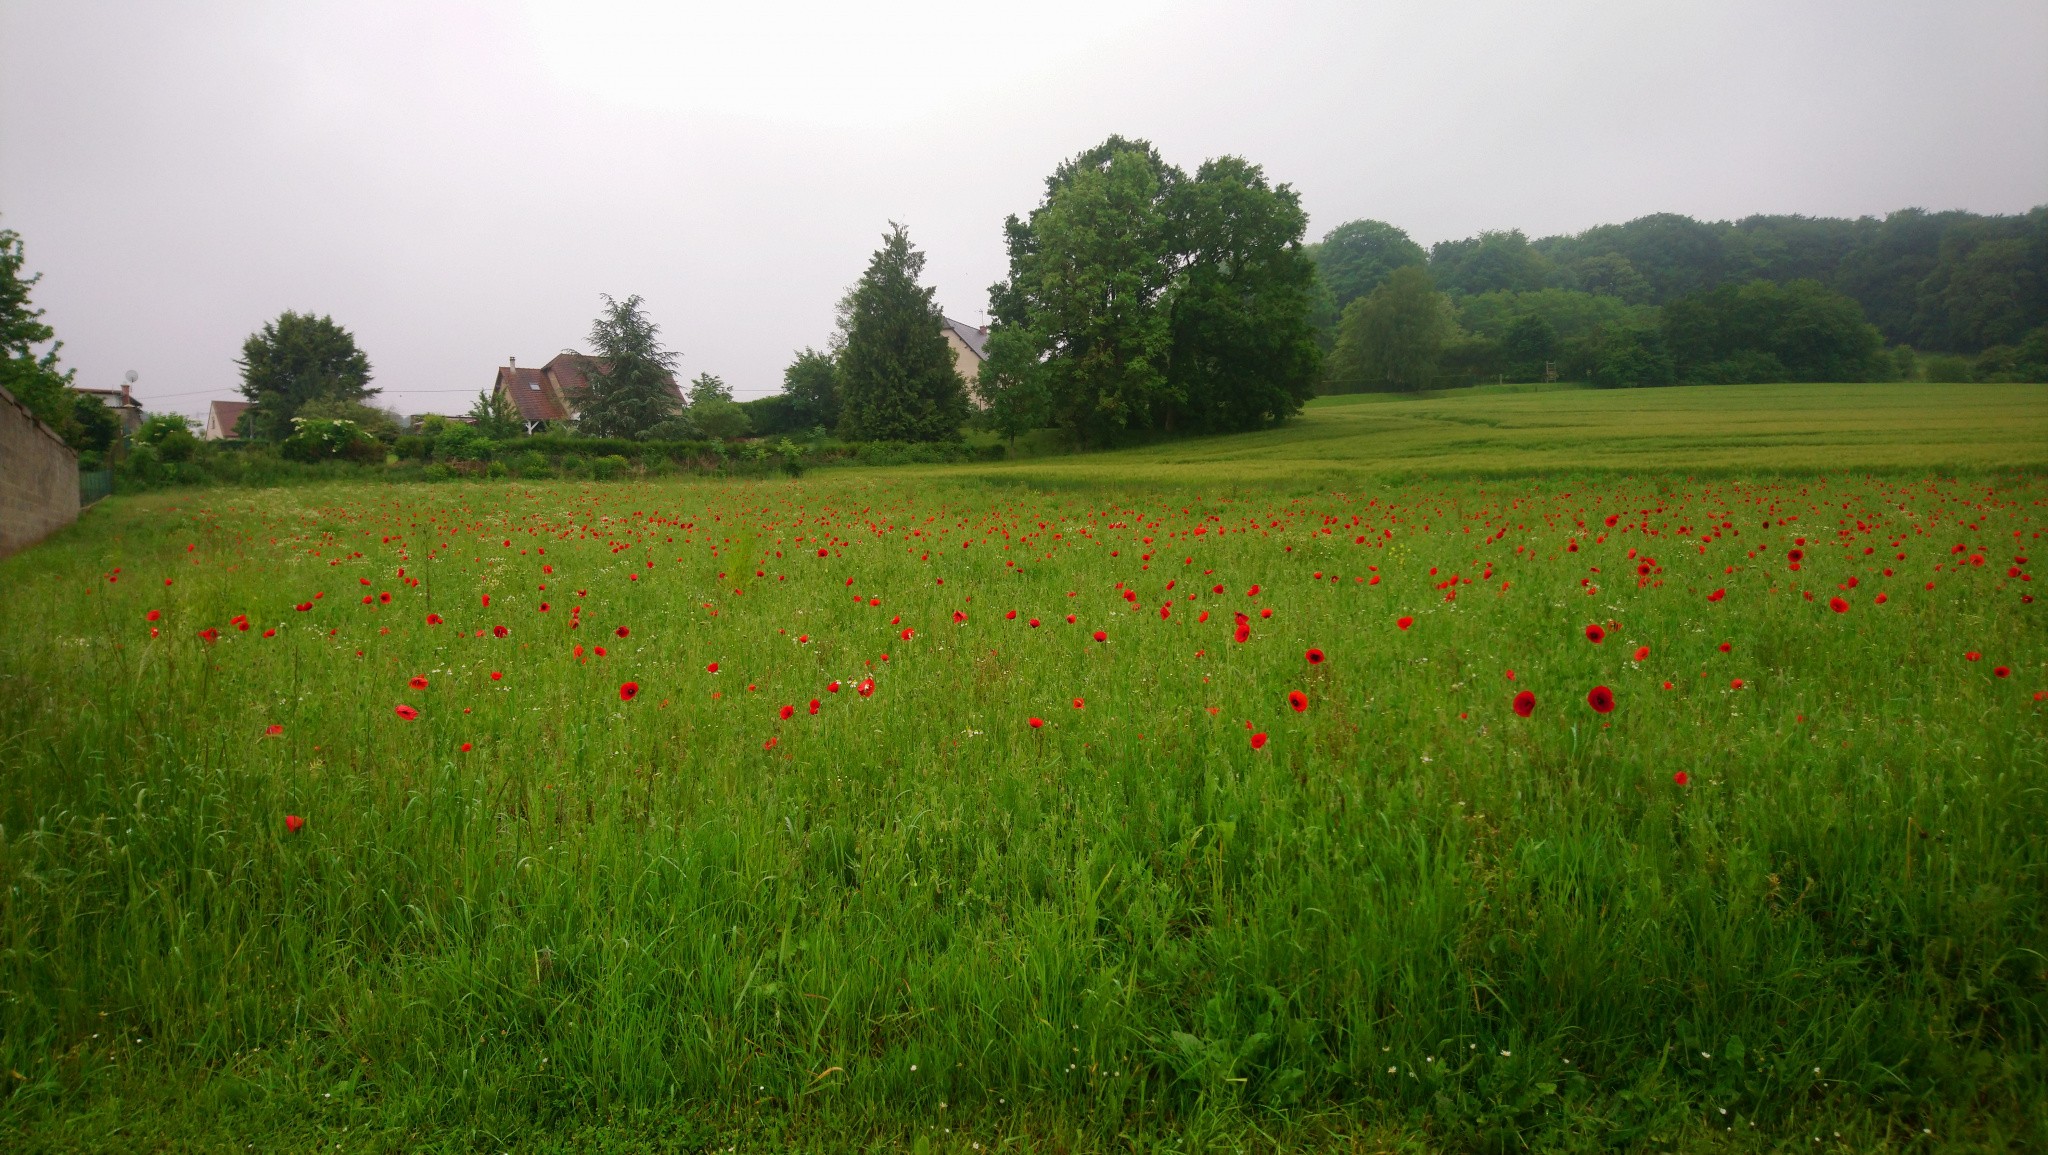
xmin=1 ymin=465 xmax=2043 ymax=1152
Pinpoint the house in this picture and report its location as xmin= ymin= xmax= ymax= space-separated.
xmin=204 ymin=399 xmax=249 ymax=441
xmin=492 ymin=352 xmax=684 ymax=435
xmin=76 ymin=383 xmax=145 ymax=437
xmin=942 ymin=316 xmax=989 ymax=385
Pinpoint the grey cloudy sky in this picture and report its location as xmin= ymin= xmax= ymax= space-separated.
xmin=3 ymin=1 xmax=2044 ymax=420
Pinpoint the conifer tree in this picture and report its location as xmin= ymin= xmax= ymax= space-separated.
xmin=837 ymin=224 xmax=967 ymax=442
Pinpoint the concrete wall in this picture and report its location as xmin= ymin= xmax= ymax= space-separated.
xmin=0 ymin=382 xmax=81 ymax=559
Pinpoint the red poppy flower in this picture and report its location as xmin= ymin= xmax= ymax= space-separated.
xmin=1072 ymin=697 xmax=1084 ymax=709
xmin=707 ymin=662 xmax=719 ymax=673
xmin=409 ymin=676 xmax=428 ymax=690
xmin=493 ymin=625 xmax=509 ymax=638
xmin=1288 ymin=690 xmax=1308 ymax=713
xmin=1504 ymin=669 xmax=1516 ymax=680
xmin=615 ymin=626 xmax=629 ymax=638
xmin=1994 ymin=666 xmax=2011 ymax=678
xmin=1730 ymin=678 xmax=1745 ymax=689
xmin=1585 ymin=624 xmax=1605 ymax=644
xmin=1662 ymin=681 xmax=1674 ymax=690
xmin=1305 ymin=648 xmax=1325 ymax=665
xmin=618 ymin=681 xmax=640 ymax=701
xmin=857 ymin=677 xmax=875 ymax=697
xmin=763 ymin=736 xmax=779 ymax=750
xmin=145 ymin=609 xmax=161 ymax=622
xmin=1633 ymin=646 xmax=1650 ymax=661
xmin=1005 ymin=610 xmax=1017 ymax=620
xmin=1250 ymin=731 xmax=1268 ymax=749
xmin=1512 ymin=690 xmax=1535 ymax=717
xmin=1965 ymin=651 xmax=1981 ymax=662
xmin=1707 ymin=589 xmax=1725 ymax=602
xmin=1233 ymin=623 xmax=1251 ymax=643
xmin=953 ymin=610 xmax=967 ymax=624
xmin=1029 ymin=618 xmax=1041 ymax=627
xmin=265 ymin=723 xmax=284 ymax=736
xmin=1586 ymin=685 xmax=1614 ymax=714
xmin=481 ymin=594 xmax=491 ymax=607
xmin=284 ymin=814 xmax=304 ymax=834
xmin=1828 ymin=596 xmax=1848 ymax=614
xmin=426 ymin=613 xmax=443 ymax=624
xmin=1672 ymin=771 xmax=1689 ymax=787
xmin=1028 ymin=716 xmax=1044 ymax=729
xmin=1718 ymin=642 xmax=1731 ymax=653
xmin=1065 ymin=614 xmax=1077 ymax=624
xmin=1092 ymin=630 xmax=1107 ymax=642
xmin=1396 ymin=616 xmax=1413 ymax=631
xmin=595 ymin=645 xmax=607 ymax=657
xmin=394 ymin=704 xmax=419 ymax=720
xmin=378 ymin=591 xmax=392 ymax=604
xmin=827 ymin=680 xmax=841 ymax=693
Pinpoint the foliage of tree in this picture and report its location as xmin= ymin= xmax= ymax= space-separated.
xmin=685 ymin=372 xmax=752 ymax=440
xmin=1308 ymin=219 xmax=1426 ymax=313
xmin=137 ymin=413 xmax=200 ymax=462
xmin=1162 ymin=156 xmax=1323 ymax=431
xmin=1517 ymin=206 xmax=2048 ymax=352
xmin=0 ymin=221 xmax=81 ymax=440
xmin=67 ymin=392 xmax=121 ymax=455
xmin=466 ymin=388 xmax=524 ymax=439
xmin=296 ymin=397 xmax=400 ymax=439
xmin=1662 ymin=279 xmax=1886 ymax=384
xmin=236 ymin=312 xmax=374 ymax=442
xmin=574 ymin=294 xmax=681 ymax=439
xmin=837 ymin=224 xmax=969 ymax=442
xmin=986 ymin=137 xmax=1319 ymax=443
xmin=1585 ymin=324 xmax=1676 ymax=389
xmin=781 ymin=347 xmax=842 ymax=432
xmin=1970 ymin=326 xmax=2048 ymax=382
xmin=1500 ymin=314 xmax=1560 ymax=378
xmin=1324 ymin=267 xmax=1454 ymax=392
xmin=1428 ymin=230 xmax=1552 ymax=297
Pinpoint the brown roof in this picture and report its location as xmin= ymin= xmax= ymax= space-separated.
xmin=497 ymin=365 xmax=568 ymax=423
xmin=207 ymin=399 xmax=249 ymax=438
xmin=495 ymin=354 xmax=684 ymax=426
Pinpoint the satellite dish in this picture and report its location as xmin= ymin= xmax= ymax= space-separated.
xmin=124 ymin=370 xmax=138 ymax=384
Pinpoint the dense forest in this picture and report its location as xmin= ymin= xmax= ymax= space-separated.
xmin=1313 ymin=206 xmax=2048 ymax=392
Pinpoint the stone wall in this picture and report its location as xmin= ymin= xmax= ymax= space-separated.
xmin=0 ymin=382 xmax=81 ymax=559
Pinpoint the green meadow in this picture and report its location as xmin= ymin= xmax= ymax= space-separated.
xmin=2 ymin=383 xmax=2044 ymax=1153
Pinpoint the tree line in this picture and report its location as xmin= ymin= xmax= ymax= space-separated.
xmin=6 ymin=174 xmax=2043 ymax=475
xmin=1314 ymin=207 xmax=2048 ymax=392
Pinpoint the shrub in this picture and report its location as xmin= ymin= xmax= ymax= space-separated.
xmin=280 ymin=418 xmax=383 ymax=463
xmin=590 ymin=454 xmax=632 ymax=481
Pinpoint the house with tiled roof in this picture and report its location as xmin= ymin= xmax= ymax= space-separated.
xmin=204 ymin=399 xmax=249 ymax=440
xmin=492 ymin=352 xmax=683 ymax=434
xmin=942 ymin=316 xmax=989 ymax=386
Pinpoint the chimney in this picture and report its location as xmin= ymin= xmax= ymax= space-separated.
xmin=509 ymin=356 xmax=516 ymax=370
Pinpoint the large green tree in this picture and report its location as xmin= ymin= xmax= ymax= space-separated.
xmin=0 ymin=222 xmax=80 ymax=439
xmin=1324 ymin=266 xmax=1454 ymax=392
xmin=986 ymin=138 xmax=1324 ymax=441
xmin=575 ymin=294 xmax=681 ymax=439
xmin=983 ymin=138 xmax=1176 ymax=445
xmin=236 ymin=312 xmax=374 ymax=441
xmin=837 ymin=224 xmax=969 ymax=442
xmin=1309 ymin=219 xmax=1426 ymax=313
xmin=1162 ymin=155 xmax=1322 ymax=431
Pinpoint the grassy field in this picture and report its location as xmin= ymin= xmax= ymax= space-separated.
xmin=2 ymin=384 xmax=2045 ymax=1152
xmin=972 ymin=382 xmax=2048 ymax=487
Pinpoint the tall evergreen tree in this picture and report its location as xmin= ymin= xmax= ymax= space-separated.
xmin=236 ymin=312 xmax=374 ymax=441
xmin=837 ymin=224 xmax=968 ymax=442
xmin=576 ymin=294 xmax=680 ymax=439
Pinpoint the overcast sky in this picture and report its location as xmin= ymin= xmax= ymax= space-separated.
xmin=3 ymin=1 xmax=2044 ymax=420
